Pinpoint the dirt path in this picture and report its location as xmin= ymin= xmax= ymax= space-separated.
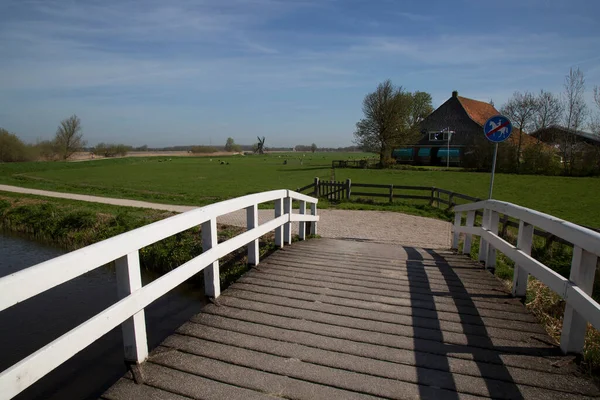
xmin=0 ymin=184 xmax=451 ymax=248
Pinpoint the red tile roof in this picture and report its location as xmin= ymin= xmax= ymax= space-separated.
xmin=457 ymin=96 xmax=499 ymax=127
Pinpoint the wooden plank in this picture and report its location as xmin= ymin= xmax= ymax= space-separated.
xmin=512 ymin=221 xmax=533 ymax=298
xmin=463 ymin=211 xmax=476 ymax=255
xmin=202 ymin=218 xmax=220 ymax=298
xmin=351 ymin=183 xmax=393 ymax=188
xmin=246 ymin=205 xmax=259 ymax=265
xmin=351 ymin=192 xmax=390 ymax=198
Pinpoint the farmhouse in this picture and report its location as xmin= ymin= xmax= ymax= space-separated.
xmin=393 ymin=91 xmax=532 ymax=166
xmin=530 ymin=125 xmax=600 ymax=147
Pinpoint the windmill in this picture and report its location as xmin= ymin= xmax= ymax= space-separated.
xmin=254 ymin=136 xmax=266 ymax=154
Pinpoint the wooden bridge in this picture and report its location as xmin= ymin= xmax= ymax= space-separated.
xmin=1 ymin=190 xmax=600 ymax=399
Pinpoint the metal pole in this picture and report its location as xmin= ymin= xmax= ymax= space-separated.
xmin=446 ymin=128 xmax=450 ymax=169
xmin=488 ymin=143 xmax=498 ymax=199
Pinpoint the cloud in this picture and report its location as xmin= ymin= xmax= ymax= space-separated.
xmin=397 ymin=12 xmax=435 ymax=22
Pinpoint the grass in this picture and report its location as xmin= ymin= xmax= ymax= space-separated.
xmin=1 ymin=152 xmax=599 ymax=226
xmin=0 ymin=192 xmax=267 ymax=289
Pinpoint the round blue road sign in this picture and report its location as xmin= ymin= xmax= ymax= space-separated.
xmin=483 ymin=115 xmax=513 ymax=143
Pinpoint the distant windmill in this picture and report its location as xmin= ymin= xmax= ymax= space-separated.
xmin=255 ymin=136 xmax=266 ymax=154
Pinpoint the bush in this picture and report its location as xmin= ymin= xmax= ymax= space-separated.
xmin=191 ymin=145 xmax=218 ymax=154
xmin=93 ymin=143 xmax=132 ymax=157
xmin=0 ymin=129 xmax=36 ymax=162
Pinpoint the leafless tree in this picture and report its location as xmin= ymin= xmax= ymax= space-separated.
xmin=354 ymin=80 xmax=414 ymax=167
xmin=500 ymin=91 xmax=538 ymax=172
xmin=55 ymin=115 xmax=86 ymax=160
xmin=560 ymin=68 xmax=588 ymax=174
xmin=592 ymin=86 xmax=600 ymax=137
xmin=534 ymin=90 xmax=563 ymax=131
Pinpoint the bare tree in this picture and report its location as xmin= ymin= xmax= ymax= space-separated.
xmin=560 ymin=68 xmax=588 ymax=174
xmin=534 ymin=90 xmax=563 ymax=131
xmin=408 ymin=91 xmax=433 ymax=130
xmin=55 ymin=115 xmax=86 ymax=160
xmin=353 ymin=80 xmax=414 ymax=167
xmin=592 ymin=86 xmax=600 ymax=137
xmin=310 ymin=143 xmax=317 ymax=153
xmin=500 ymin=91 xmax=538 ymax=172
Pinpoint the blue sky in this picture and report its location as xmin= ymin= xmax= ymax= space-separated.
xmin=1 ymin=0 xmax=599 ymax=148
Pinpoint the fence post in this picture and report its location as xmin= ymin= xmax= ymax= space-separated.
xmin=284 ymin=195 xmax=292 ymax=245
xmin=310 ymin=203 xmax=318 ymax=235
xmin=314 ymin=177 xmax=319 ymax=197
xmin=485 ymin=211 xmax=500 ymax=271
xmin=298 ymin=200 xmax=306 ymax=240
xmin=452 ymin=211 xmax=461 ymax=250
xmin=346 ymin=178 xmax=351 ymax=200
xmin=116 ymin=250 xmax=148 ymax=363
xmin=436 ymin=189 xmax=441 ymax=208
xmin=463 ymin=210 xmax=476 ymax=255
xmin=560 ymin=246 xmax=598 ymax=354
xmin=448 ymin=192 xmax=454 ymax=210
xmin=512 ymin=221 xmax=533 ymax=298
xmin=430 ymin=187 xmax=435 ymax=206
xmin=246 ymin=204 xmax=259 ymax=265
xmin=478 ymin=208 xmax=490 ymax=263
xmin=275 ymin=198 xmax=283 ymax=248
xmin=202 ymin=218 xmax=220 ymax=298
xmin=389 ymin=185 xmax=394 ymax=203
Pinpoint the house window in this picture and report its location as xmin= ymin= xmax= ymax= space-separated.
xmin=429 ymin=131 xmax=450 ymax=141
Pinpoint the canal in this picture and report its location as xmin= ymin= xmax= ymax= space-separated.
xmin=0 ymin=232 xmax=206 ymax=400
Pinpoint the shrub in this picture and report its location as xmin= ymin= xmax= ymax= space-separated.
xmin=0 ymin=129 xmax=36 ymax=162
xmin=191 ymin=145 xmax=218 ymax=154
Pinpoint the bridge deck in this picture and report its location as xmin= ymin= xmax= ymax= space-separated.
xmin=101 ymin=238 xmax=599 ymax=400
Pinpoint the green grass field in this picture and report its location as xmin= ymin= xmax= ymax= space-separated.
xmin=1 ymin=152 xmax=599 ymax=226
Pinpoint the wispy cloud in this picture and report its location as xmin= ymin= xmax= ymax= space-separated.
xmin=397 ymin=12 xmax=435 ymax=22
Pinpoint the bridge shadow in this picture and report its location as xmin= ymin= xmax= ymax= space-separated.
xmin=403 ymin=246 xmax=526 ymax=399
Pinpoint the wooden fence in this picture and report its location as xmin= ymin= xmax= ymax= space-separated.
xmin=296 ymin=177 xmax=599 ymax=247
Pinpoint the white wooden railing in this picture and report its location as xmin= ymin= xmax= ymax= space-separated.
xmin=0 ymin=189 xmax=318 ymax=399
xmin=452 ymin=200 xmax=600 ymax=355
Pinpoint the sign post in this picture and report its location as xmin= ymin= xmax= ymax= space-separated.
xmin=483 ymin=115 xmax=512 ymax=199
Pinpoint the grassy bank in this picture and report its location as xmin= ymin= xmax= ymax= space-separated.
xmin=1 ymin=153 xmax=599 ymax=226
xmin=0 ymin=192 xmax=276 ymax=289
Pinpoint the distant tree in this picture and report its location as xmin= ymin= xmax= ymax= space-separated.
xmin=560 ymin=67 xmax=588 ymax=174
xmin=353 ymin=80 xmax=414 ymax=167
xmin=408 ymin=91 xmax=434 ymax=130
xmin=489 ymin=99 xmax=495 ymax=107
xmin=225 ymin=137 xmax=236 ymax=152
xmin=534 ymin=90 xmax=563 ymax=131
xmin=591 ymin=86 xmax=600 ymax=137
xmin=54 ymin=114 xmax=86 ymax=160
xmin=500 ymin=91 xmax=538 ymax=172
xmin=311 ymin=143 xmax=317 ymax=153
xmin=93 ymin=143 xmax=131 ymax=157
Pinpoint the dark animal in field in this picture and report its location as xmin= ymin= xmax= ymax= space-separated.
xmin=220 ymin=161 xmax=225 ymax=165
xmin=283 ymin=160 xmax=287 ymax=165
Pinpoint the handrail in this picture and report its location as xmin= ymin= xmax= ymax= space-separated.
xmin=0 ymin=189 xmax=319 ymax=399
xmin=452 ymin=199 xmax=600 ymax=355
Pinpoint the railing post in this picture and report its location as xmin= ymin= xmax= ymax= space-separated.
xmin=452 ymin=211 xmax=461 ymax=250
xmin=202 ymin=218 xmax=220 ymax=298
xmin=463 ymin=210 xmax=476 ymax=255
xmin=116 ymin=250 xmax=148 ymax=363
xmin=485 ymin=211 xmax=500 ymax=271
xmin=436 ymin=189 xmax=441 ymax=208
xmin=560 ymin=246 xmax=598 ymax=354
xmin=478 ymin=208 xmax=490 ymax=263
xmin=298 ymin=200 xmax=306 ymax=240
xmin=346 ymin=178 xmax=351 ymax=200
xmin=314 ymin=177 xmax=319 ymax=197
xmin=512 ymin=221 xmax=533 ymax=298
xmin=284 ymin=196 xmax=292 ymax=245
xmin=448 ymin=192 xmax=454 ymax=210
xmin=246 ymin=204 xmax=259 ymax=265
xmin=275 ymin=198 xmax=283 ymax=247
xmin=310 ymin=203 xmax=318 ymax=235
xmin=389 ymin=184 xmax=394 ymax=203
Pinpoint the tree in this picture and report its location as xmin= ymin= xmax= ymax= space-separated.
xmin=500 ymin=91 xmax=538 ymax=172
xmin=408 ymin=91 xmax=434 ymax=130
xmin=225 ymin=137 xmax=236 ymax=152
xmin=353 ymin=80 xmax=414 ymax=167
xmin=560 ymin=68 xmax=588 ymax=174
xmin=534 ymin=90 xmax=563 ymax=131
xmin=0 ymin=128 xmax=31 ymax=162
xmin=591 ymin=86 xmax=600 ymax=137
xmin=311 ymin=143 xmax=317 ymax=153
xmin=54 ymin=114 xmax=86 ymax=160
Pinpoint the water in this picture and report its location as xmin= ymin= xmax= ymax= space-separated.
xmin=0 ymin=232 xmax=207 ymax=400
